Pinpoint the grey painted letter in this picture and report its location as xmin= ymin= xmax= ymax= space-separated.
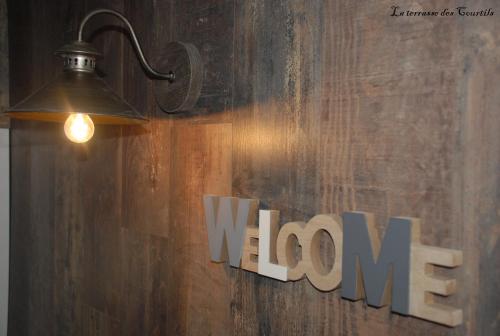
xmin=341 ymin=212 xmax=412 ymax=314
xmin=203 ymin=195 xmax=258 ymax=267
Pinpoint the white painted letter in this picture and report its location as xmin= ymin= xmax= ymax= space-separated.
xmin=258 ymin=210 xmax=288 ymax=281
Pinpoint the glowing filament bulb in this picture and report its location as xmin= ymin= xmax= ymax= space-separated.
xmin=64 ymin=113 xmax=95 ymax=143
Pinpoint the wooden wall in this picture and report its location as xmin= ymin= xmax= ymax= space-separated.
xmin=6 ymin=0 xmax=499 ymax=335
xmin=0 ymin=0 xmax=7 ymax=128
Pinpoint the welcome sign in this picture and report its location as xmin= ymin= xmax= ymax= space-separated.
xmin=203 ymin=195 xmax=463 ymax=327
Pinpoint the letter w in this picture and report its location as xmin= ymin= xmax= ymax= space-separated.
xmin=203 ymin=195 xmax=258 ymax=267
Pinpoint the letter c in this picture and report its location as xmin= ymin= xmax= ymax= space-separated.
xmin=276 ymin=221 xmax=308 ymax=281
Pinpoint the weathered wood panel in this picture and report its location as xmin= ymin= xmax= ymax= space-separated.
xmin=6 ymin=0 xmax=500 ymax=335
xmin=0 ymin=0 xmax=7 ymax=128
xmin=0 ymin=1 xmax=8 ymax=333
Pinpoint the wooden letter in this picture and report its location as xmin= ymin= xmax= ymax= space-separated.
xmin=241 ymin=227 xmax=259 ymax=273
xmin=342 ymin=212 xmax=416 ymax=314
xmin=302 ymin=214 xmax=343 ymax=291
xmin=409 ymin=244 xmax=463 ymax=327
xmin=276 ymin=214 xmax=343 ymax=290
xmin=203 ymin=195 xmax=258 ymax=267
xmin=276 ymin=221 xmax=307 ymax=280
xmin=257 ymin=210 xmax=287 ymax=280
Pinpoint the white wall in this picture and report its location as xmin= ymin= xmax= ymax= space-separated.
xmin=0 ymin=129 xmax=8 ymax=336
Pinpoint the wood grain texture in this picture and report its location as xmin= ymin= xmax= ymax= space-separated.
xmin=0 ymin=15 xmax=7 ymax=335
xmin=171 ymin=122 xmax=233 ymax=336
xmin=0 ymin=0 xmax=7 ymax=128
xmin=6 ymin=0 xmax=500 ymax=335
xmin=241 ymin=226 xmax=259 ymax=273
xmin=409 ymin=244 xmax=463 ymax=327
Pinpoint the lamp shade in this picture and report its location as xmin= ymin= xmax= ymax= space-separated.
xmin=6 ymin=71 xmax=147 ymax=125
xmin=6 ymin=41 xmax=147 ymax=125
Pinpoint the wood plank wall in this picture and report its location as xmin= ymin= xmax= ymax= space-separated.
xmin=6 ymin=0 xmax=499 ymax=335
xmin=0 ymin=0 xmax=7 ymax=128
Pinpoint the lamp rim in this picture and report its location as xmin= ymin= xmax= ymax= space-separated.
xmin=54 ymin=40 xmax=103 ymax=59
xmin=5 ymin=110 xmax=148 ymax=125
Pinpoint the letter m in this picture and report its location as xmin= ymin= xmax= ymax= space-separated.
xmin=342 ymin=212 xmax=417 ymax=315
xmin=203 ymin=195 xmax=258 ymax=267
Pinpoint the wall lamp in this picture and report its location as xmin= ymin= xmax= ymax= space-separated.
xmin=4 ymin=8 xmax=203 ymax=143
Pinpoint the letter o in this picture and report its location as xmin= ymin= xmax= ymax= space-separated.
xmin=302 ymin=214 xmax=343 ymax=291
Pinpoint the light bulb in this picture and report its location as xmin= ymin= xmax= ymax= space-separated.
xmin=64 ymin=113 xmax=95 ymax=143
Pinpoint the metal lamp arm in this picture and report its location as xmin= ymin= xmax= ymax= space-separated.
xmin=78 ymin=8 xmax=174 ymax=80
